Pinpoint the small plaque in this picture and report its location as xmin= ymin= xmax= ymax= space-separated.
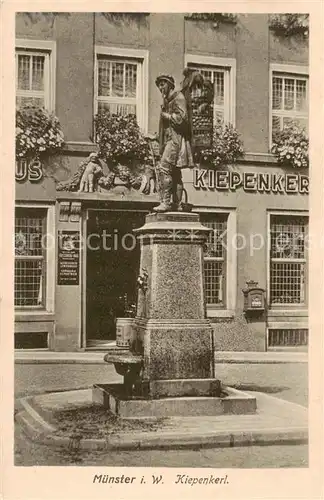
xmin=57 ymin=230 xmax=80 ymax=285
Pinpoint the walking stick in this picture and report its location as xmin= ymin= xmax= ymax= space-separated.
xmin=146 ymin=135 xmax=160 ymax=196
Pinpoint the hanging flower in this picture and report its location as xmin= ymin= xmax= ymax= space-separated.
xmin=195 ymin=119 xmax=244 ymax=168
xmin=16 ymin=106 xmax=64 ymax=160
xmin=271 ymin=124 xmax=309 ymax=169
xmin=269 ymin=14 xmax=309 ymax=37
xmin=185 ymin=13 xmax=238 ymax=26
xmin=94 ymin=111 xmax=151 ymax=169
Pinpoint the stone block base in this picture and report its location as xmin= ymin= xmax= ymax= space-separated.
xmin=149 ymin=378 xmax=221 ymax=398
xmin=93 ymin=384 xmax=257 ymax=418
xmin=135 ymin=318 xmax=215 ymax=380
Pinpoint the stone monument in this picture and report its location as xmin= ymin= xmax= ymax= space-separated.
xmin=93 ymin=71 xmax=256 ymax=417
xmin=94 ymin=210 xmax=256 ymax=417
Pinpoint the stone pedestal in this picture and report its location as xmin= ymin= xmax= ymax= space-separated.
xmin=133 ymin=212 xmax=216 ymax=397
xmin=96 ymin=212 xmax=257 ymax=417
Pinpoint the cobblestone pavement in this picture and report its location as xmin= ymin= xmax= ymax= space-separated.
xmin=15 ymin=363 xmax=121 ymax=400
xmin=15 ymin=361 xmax=308 ymax=406
xmin=14 ymin=361 xmax=308 ymax=466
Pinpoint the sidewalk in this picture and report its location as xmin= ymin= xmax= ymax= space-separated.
xmin=15 ymin=348 xmax=308 ymax=364
xmin=15 ymin=387 xmax=308 ymax=452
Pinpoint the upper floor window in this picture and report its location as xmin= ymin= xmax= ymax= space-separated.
xmin=270 ymin=64 xmax=308 ymax=143
xmin=95 ymin=47 xmax=148 ymax=131
xmin=186 ymin=54 xmax=236 ymax=126
xmin=16 ymin=40 xmax=56 ymax=111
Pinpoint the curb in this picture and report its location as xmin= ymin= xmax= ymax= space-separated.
xmin=15 ymin=392 xmax=308 ymax=452
xmin=15 ymin=359 xmax=107 ymax=365
xmin=19 ymin=419 xmax=309 ymax=452
xmin=15 ymin=354 xmax=308 ymax=365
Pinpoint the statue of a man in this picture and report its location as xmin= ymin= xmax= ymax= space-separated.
xmin=153 ymin=74 xmax=194 ymax=212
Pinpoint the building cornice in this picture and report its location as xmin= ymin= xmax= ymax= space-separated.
xmin=63 ymin=142 xmax=279 ymax=166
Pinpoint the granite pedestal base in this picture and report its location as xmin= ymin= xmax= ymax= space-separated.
xmin=135 ymin=318 xmax=215 ymax=382
xmin=93 ymin=384 xmax=257 ymax=418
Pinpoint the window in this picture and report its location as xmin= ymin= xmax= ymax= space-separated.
xmin=268 ymin=328 xmax=308 ymax=347
xmin=269 ymin=214 xmax=308 ymax=306
xmin=189 ymin=65 xmax=228 ymax=125
xmin=95 ymin=47 xmax=148 ymax=131
xmin=186 ymin=55 xmax=236 ymax=126
xmin=15 ymin=208 xmax=47 ymax=308
xmin=270 ymin=65 xmax=308 ymax=142
xmin=200 ymin=213 xmax=228 ymax=307
xmin=97 ymin=58 xmax=138 ymax=115
xmin=16 ymin=40 xmax=56 ymax=111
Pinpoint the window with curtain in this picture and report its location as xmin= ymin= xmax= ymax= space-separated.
xmin=96 ymin=56 xmax=141 ymax=118
xmin=271 ymin=73 xmax=308 ymax=141
xmin=16 ymin=50 xmax=50 ymax=109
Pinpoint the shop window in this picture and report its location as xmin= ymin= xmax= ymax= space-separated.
xmin=270 ymin=66 xmax=308 ymax=142
xmin=15 ymin=208 xmax=47 ymax=308
xmin=16 ymin=40 xmax=56 ymax=111
xmin=269 ymin=214 xmax=308 ymax=306
xmin=95 ymin=47 xmax=148 ymax=130
xmin=200 ymin=214 xmax=228 ymax=307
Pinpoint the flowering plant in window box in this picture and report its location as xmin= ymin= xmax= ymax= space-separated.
xmin=269 ymin=14 xmax=309 ymax=37
xmin=196 ymin=120 xmax=244 ymax=168
xmin=185 ymin=13 xmax=238 ymax=27
xmin=94 ymin=112 xmax=151 ymax=170
xmin=271 ymin=125 xmax=309 ymax=169
xmin=16 ymin=106 xmax=64 ymax=161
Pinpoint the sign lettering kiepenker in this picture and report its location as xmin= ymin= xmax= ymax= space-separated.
xmin=193 ymin=169 xmax=309 ymax=194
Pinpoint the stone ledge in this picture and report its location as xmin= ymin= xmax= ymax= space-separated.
xmin=62 ymin=142 xmax=98 ymax=154
xmin=61 ymin=143 xmax=278 ymax=166
xmin=241 ymin=152 xmax=277 ymax=165
xmin=93 ymin=383 xmax=257 ymax=418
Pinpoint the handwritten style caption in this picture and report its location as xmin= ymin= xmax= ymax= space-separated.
xmin=93 ymin=473 xmax=229 ymax=486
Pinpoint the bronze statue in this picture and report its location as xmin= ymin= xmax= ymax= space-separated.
xmin=153 ymin=74 xmax=194 ymax=212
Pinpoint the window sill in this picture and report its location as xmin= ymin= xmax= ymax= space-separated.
xmin=268 ymin=308 xmax=308 ymax=317
xmin=207 ymin=309 xmax=234 ymax=319
xmin=241 ymin=152 xmax=277 ymax=165
xmin=63 ymin=142 xmax=98 ymax=154
xmin=15 ymin=311 xmax=55 ymax=322
xmin=267 ymin=321 xmax=308 ymax=329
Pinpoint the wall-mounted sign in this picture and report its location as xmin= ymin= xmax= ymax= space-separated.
xmin=15 ymin=159 xmax=43 ymax=182
xmin=193 ymin=168 xmax=309 ymax=194
xmin=57 ymin=230 xmax=80 ymax=285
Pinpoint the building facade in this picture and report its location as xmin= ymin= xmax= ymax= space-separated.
xmin=15 ymin=13 xmax=309 ymax=351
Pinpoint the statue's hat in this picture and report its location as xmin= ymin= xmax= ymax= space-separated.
xmin=155 ymin=74 xmax=175 ymax=89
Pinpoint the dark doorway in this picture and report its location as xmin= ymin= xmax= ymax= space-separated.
xmin=86 ymin=210 xmax=146 ymax=347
